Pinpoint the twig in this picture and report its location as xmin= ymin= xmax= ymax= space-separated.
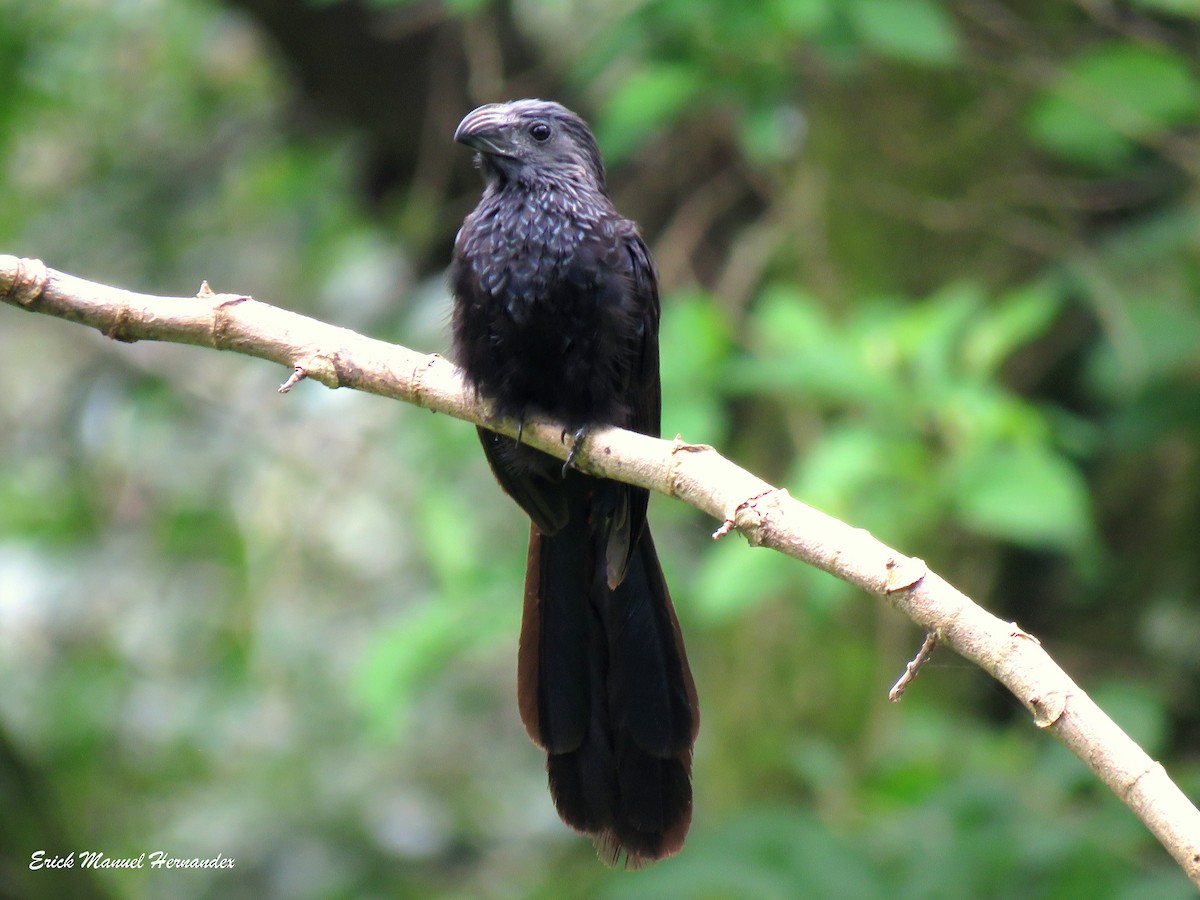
xmin=278 ymin=366 xmax=307 ymax=393
xmin=889 ymin=631 xmax=939 ymax=702
xmin=3 ymin=254 xmax=1199 ymax=887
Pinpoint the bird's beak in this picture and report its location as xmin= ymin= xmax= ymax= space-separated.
xmin=454 ymin=104 xmax=512 ymax=154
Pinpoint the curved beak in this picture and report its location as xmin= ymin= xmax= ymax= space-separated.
xmin=454 ymin=104 xmax=513 ymax=154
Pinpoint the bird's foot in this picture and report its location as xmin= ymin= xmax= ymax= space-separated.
xmin=562 ymin=426 xmax=587 ymax=477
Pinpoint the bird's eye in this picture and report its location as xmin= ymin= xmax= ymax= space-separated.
xmin=528 ymin=122 xmax=552 ymax=142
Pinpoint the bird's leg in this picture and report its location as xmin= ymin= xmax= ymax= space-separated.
xmin=562 ymin=426 xmax=587 ymax=477
xmin=515 ymin=410 xmax=525 ymax=446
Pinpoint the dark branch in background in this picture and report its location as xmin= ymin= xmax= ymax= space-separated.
xmin=220 ymin=0 xmax=556 ymax=269
xmin=0 ymin=725 xmax=108 ymax=899
xmin=3 ymin=255 xmax=1199 ymax=887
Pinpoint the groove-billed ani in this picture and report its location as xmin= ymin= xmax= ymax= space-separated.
xmin=450 ymin=99 xmax=698 ymax=865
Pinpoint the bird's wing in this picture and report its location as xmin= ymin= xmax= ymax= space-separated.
xmin=476 ymin=427 xmax=570 ymax=537
xmin=623 ymin=230 xmax=662 ymax=443
xmin=597 ymin=226 xmax=661 ymax=587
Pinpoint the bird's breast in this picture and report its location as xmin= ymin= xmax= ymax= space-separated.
xmin=452 ymin=186 xmax=630 ymax=424
xmin=474 ymin=202 xmax=586 ymax=302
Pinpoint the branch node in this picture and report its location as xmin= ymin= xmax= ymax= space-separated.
xmin=716 ymin=488 xmax=789 ymax=545
xmin=210 ymin=294 xmax=249 ymax=349
xmin=102 ymin=305 xmax=137 ymax=343
xmin=1123 ymin=762 xmax=1165 ymax=801
xmin=1011 ymin=623 xmax=1041 ymax=645
xmin=1029 ymin=690 xmax=1069 ymax=728
xmin=885 ymin=556 xmax=928 ymax=594
xmin=4 ymin=256 xmax=48 ymax=307
xmin=889 ymin=630 xmax=938 ymax=702
xmin=669 ymin=435 xmax=713 ymax=453
xmin=278 ymin=366 xmax=307 ymax=394
xmin=282 ymin=352 xmax=344 ymax=389
xmin=665 ymin=436 xmax=689 ymax=499
xmin=196 ymin=281 xmax=215 ymax=299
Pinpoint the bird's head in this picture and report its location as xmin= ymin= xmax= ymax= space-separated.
xmin=454 ymin=99 xmax=607 ymax=192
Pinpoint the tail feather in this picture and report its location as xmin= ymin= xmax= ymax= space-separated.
xmin=517 ymin=520 xmax=698 ymax=865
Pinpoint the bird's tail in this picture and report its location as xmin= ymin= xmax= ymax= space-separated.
xmin=517 ymin=520 xmax=699 ymax=866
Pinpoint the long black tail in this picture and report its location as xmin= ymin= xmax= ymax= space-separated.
xmin=517 ymin=518 xmax=698 ymax=865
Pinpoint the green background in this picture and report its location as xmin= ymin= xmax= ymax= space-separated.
xmin=1 ymin=0 xmax=1198 ymax=896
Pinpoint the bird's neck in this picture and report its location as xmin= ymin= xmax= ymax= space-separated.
xmin=483 ymin=175 xmax=611 ymax=228
xmin=483 ymin=160 xmax=607 ymax=200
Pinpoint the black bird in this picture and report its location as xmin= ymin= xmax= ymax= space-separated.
xmin=450 ymin=99 xmax=698 ymax=865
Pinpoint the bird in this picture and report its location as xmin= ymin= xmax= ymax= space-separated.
xmin=449 ymin=99 xmax=699 ymax=865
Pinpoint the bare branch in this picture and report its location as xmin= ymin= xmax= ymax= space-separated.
xmin=3 ymin=254 xmax=1198 ymax=886
xmin=888 ymin=631 xmax=939 ymax=703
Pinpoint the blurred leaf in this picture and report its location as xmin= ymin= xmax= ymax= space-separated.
xmin=597 ymin=62 xmax=702 ymax=162
xmin=415 ymin=490 xmax=485 ymax=589
xmin=661 ymin=290 xmax=735 ymax=441
xmin=961 ymin=282 xmax=1063 ymax=377
xmin=0 ymin=471 xmax=96 ymax=543
xmin=750 ymin=285 xmax=836 ymax=352
xmin=768 ymin=0 xmax=833 ymax=35
xmin=691 ymin=538 xmax=795 ymax=623
xmin=890 ymin=281 xmax=984 ymax=390
xmin=1121 ymin=869 xmax=1199 ymax=900
xmin=1026 ymin=42 xmax=1200 ymax=168
xmin=353 ymin=601 xmax=463 ymax=739
xmin=156 ymin=504 xmax=244 ymax=567
xmin=605 ymin=808 xmax=885 ymax=900
xmin=441 ymin=0 xmax=492 ymax=14
xmin=951 ymin=443 xmax=1092 ymax=550
xmin=731 ymin=285 xmax=894 ymax=407
xmin=738 ymin=103 xmax=807 ymax=164
xmin=1086 ymin=296 xmax=1200 ymax=400
xmin=787 ymin=737 xmax=851 ymax=797
xmin=797 ymin=425 xmax=908 ymax=510
xmin=1091 ymin=680 xmax=1169 ymax=757
xmin=1128 ymin=0 xmax=1200 ymax=16
xmin=796 ymin=425 xmax=945 ymax=547
xmin=847 ymin=0 xmax=960 ymax=66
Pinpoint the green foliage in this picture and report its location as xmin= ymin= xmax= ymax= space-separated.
xmin=3 ymin=0 xmax=1200 ymax=896
xmin=951 ymin=441 xmax=1092 ymax=551
xmin=598 ymin=64 xmax=703 ymax=162
xmin=726 ymin=280 xmax=1090 ymax=553
xmin=592 ymin=699 xmax=1192 ymax=899
xmin=1026 ymin=42 xmax=1200 ymax=168
xmin=660 ymin=290 xmax=736 ymax=441
xmin=1129 ymin=0 xmax=1200 ymax=15
xmin=845 ymin=0 xmax=959 ymax=67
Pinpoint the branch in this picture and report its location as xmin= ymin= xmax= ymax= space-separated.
xmin=4 ymin=255 xmax=1199 ymax=885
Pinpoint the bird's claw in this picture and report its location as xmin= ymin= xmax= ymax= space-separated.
xmin=562 ymin=426 xmax=587 ymax=477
